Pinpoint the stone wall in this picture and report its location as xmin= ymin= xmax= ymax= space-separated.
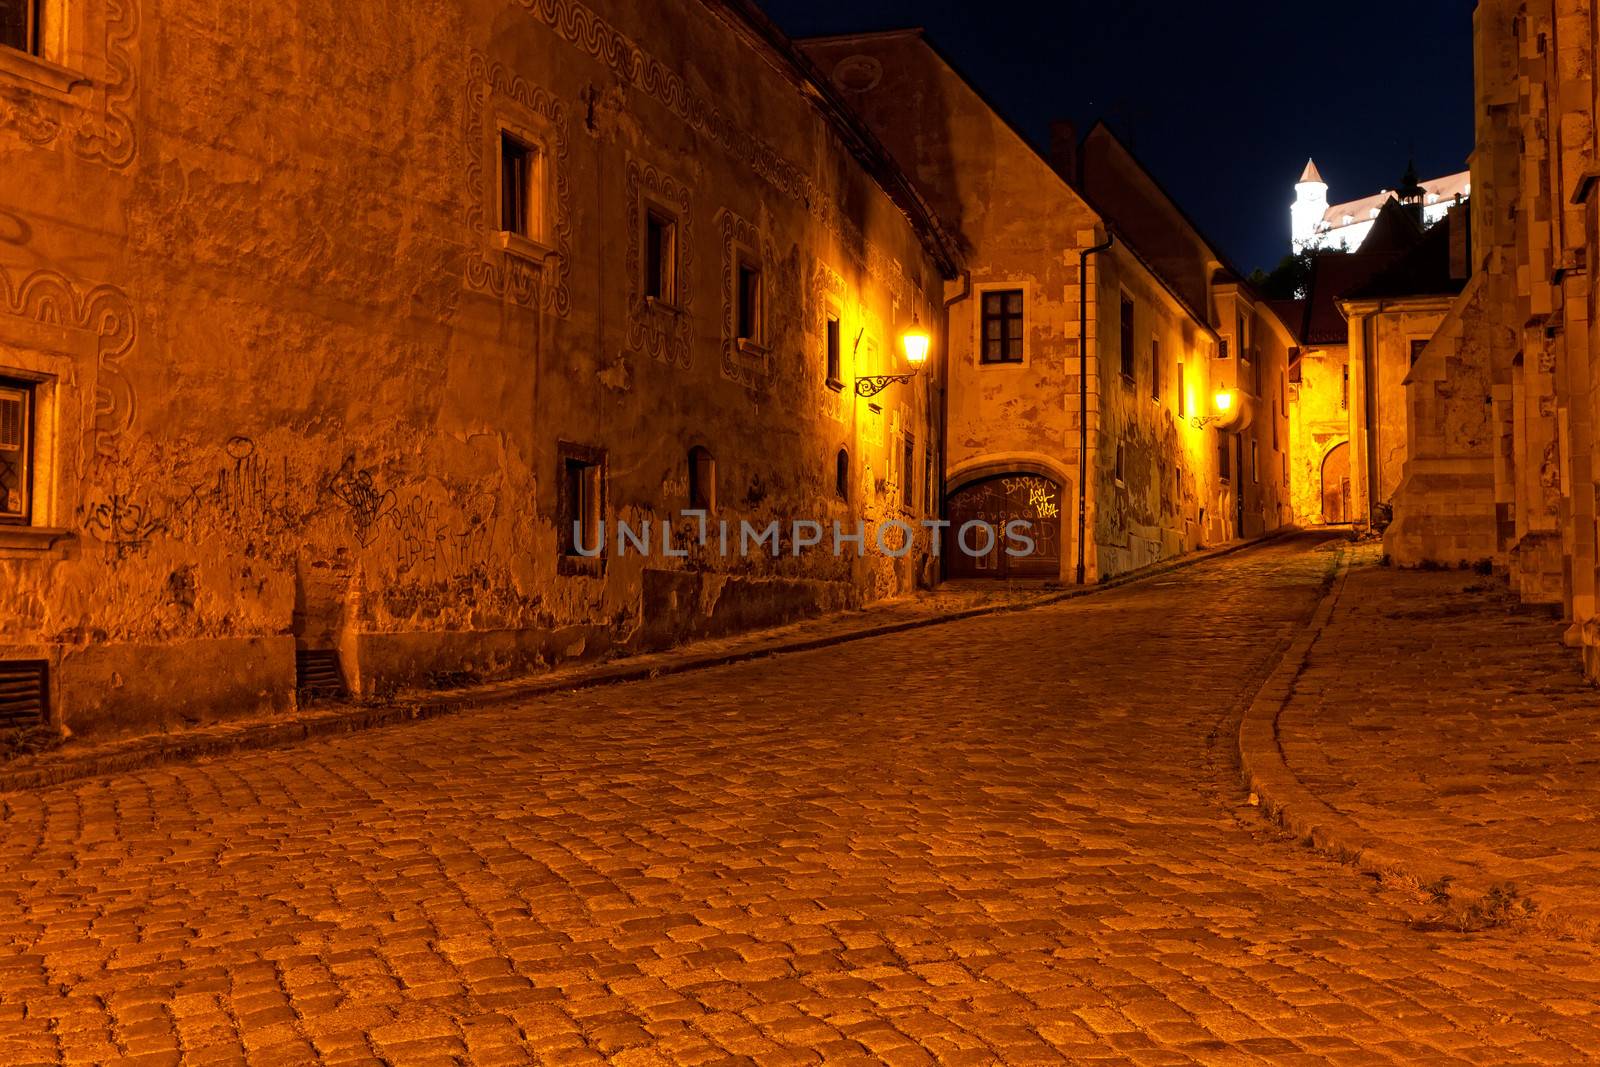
xmin=0 ymin=0 xmax=952 ymax=735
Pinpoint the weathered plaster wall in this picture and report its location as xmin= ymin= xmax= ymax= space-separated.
xmin=801 ymin=33 xmax=1227 ymax=582
xmin=1288 ymin=345 xmax=1351 ymax=524
xmin=0 ymin=0 xmax=948 ymax=735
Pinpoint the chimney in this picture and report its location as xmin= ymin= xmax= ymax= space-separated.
xmin=1049 ymin=120 xmax=1078 ymax=183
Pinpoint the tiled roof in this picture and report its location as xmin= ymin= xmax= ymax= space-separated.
xmin=1299 ymin=159 xmax=1324 ymax=184
xmin=1320 ymin=169 xmax=1470 ymax=228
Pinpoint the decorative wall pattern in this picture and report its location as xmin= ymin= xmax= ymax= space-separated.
xmin=463 ymin=53 xmax=573 ymax=315
xmin=624 ymin=158 xmax=693 ymax=368
xmin=0 ymin=0 xmax=140 ymax=169
xmin=0 ymin=264 xmax=137 ymax=465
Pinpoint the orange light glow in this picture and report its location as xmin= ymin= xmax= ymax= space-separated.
xmin=1213 ymin=389 xmax=1235 ymax=413
xmin=901 ymin=323 xmax=931 ymax=366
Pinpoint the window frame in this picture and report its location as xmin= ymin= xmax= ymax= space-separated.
xmin=556 ymin=441 xmax=606 ymax=575
xmin=835 ymin=448 xmax=850 ymax=503
xmin=687 ymin=445 xmax=716 ymax=514
xmin=1177 ymin=361 xmax=1187 ymax=417
xmin=977 ymin=285 xmax=1026 ymax=365
xmin=642 ymin=204 xmax=679 ymax=308
xmin=0 ymin=0 xmax=40 ymax=57
xmin=495 ymin=121 xmax=551 ymax=257
xmin=902 ymin=432 xmax=916 ymax=510
xmin=735 ymin=254 xmax=764 ymax=348
xmin=0 ymin=375 xmax=35 ymax=526
xmin=1150 ymin=336 xmax=1161 ymax=401
xmin=824 ymin=306 xmax=843 ymax=390
xmin=1118 ymin=293 xmax=1136 ymax=382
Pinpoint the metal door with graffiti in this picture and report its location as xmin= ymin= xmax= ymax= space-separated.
xmin=945 ymin=474 xmax=1063 ymax=579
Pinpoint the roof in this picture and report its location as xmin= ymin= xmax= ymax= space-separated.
xmin=1321 ymin=169 xmax=1471 ymax=228
xmin=1265 ymin=298 xmax=1307 ymax=342
xmin=1356 ymin=198 xmax=1425 ymax=254
xmin=1301 ymin=252 xmax=1398 ymax=344
xmin=1299 ymin=159 xmax=1324 ymax=184
xmin=1343 ymin=210 xmax=1466 ymax=301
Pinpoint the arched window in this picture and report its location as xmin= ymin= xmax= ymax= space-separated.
xmin=688 ymin=446 xmax=715 ymax=512
xmin=835 ymin=449 xmax=849 ymax=502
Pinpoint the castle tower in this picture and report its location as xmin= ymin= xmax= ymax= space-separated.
xmin=1291 ymin=158 xmax=1328 ymax=252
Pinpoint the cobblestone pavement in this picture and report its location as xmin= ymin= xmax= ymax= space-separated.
xmin=1279 ymin=543 xmax=1600 ymax=926
xmin=4 ymin=534 xmax=1600 ymax=1065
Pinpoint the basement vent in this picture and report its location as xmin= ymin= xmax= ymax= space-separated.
xmin=295 ymin=650 xmax=347 ymax=701
xmin=0 ymin=660 xmax=48 ymax=729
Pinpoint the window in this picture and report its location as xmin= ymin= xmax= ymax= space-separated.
xmin=1218 ymin=434 xmax=1231 ymax=481
xmin=1114 ymin=442 xmax=1126 ymax=484
xmin=736 ymin=260 xmax=763 ymax=345
xmin=1341 ymin=365 xmax=1350 ymax=411
xmin=557 ymin=443 xmax=605 ymax=568
xmin=688 ymin=446 xmax=715 ymax=513
xmin=825 ymin=313 xmax=842 ymax=387
xmin=903 ymin=434 xmax=915 ymax=509
xmin=1119 ymin=296 xmax=1135 ymax=379
xmin=835 ymin=449 xmax=849 ymax=502
xmin=1150 ymin=338 xmax=1161 ymax=400
xmin=1177 ymin=362 xmax=1187 ymax=417
xmin=0 ymin=378 xmax=34 ymax=525
xmin=1218 ymin=337 xmax=1229 ymax=361
xmin=644 ymin=209 xmax=677 ymax=304
xmin=499 ymin=132 xmax=540 ymax=239
xmin=1271 ymin=398 xmax=1279 ymax=450
xmin=1410 ymin=338 xmax=1428 ymax=366
xmin=980 ymin=289 xmax=1024 ymax=363
xmin=0 ymin=0 xmax=39 ymax=55
xmin=1251 ymin=439 xmax=1259 ymax=483
xmin=924 ymin=446 xmax=935 ymax=515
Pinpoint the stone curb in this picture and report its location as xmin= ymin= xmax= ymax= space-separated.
xmin=1236 ymin=545 xmax=1524 ymax=909
xmin=1 ymin=527 xmax=1298 ymax=794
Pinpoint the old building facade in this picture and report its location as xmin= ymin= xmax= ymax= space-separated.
xmin=0 ymin=0 xmax=959 ymax=736
xmin=1386 ymin=0 xmax=1600 ymax=674
xmin=798 ymin=32 xmax=1293 ymax=583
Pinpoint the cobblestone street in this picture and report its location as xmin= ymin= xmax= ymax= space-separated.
xmin=4 ymin=534 xmax=1600 ymax=1065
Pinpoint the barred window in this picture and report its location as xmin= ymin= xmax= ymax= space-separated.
xmin=981 ymin=290 xmax=1024 ymax=363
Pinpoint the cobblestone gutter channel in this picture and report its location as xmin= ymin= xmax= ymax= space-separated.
xmin=1237 ymin=545 xmax=1595 ymax=936
xmin=1 ymin=529 xmax=1297 ymax=793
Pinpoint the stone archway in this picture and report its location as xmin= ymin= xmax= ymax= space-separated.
xmin=1321 ymin=442 xmax=1351 ymax=524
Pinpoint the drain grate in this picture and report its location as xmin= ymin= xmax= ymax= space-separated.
xmin=0 ymin=660 xmax=48 ymax=729
xmin=295 ymin=649 xmax=347 ymax=700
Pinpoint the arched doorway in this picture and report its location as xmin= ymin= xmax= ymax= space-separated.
xmin=945 ymin=473 xmax=1064 ymax=579
xmin=1321 ymin=442 xmax=1351 ymax=524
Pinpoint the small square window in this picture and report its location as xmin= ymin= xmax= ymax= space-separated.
xmin=737 ymin=261 xmax=763 ymax=345
xmin=825 ymin=313 xmax=842 ymax=387
xmin=645 ymin=209 xmax=677 ymax=304
xmin=0 ymin=377 xmax=34 ymax=526
xmin=499 ymin=132 xmax=540 ymax=239
xmin=0 ymin=0 xmax=40 ymax=56
xmin=980 ymin=289 xmax=1024 ymax=364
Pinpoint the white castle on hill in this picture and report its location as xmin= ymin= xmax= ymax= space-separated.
xmin=1291 ymin=158 xmax=1470 ymax=253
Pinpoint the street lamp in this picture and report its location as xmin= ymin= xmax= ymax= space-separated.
xmin=1190 ymin=388 xmax=1237 ymax=429
xmin=856 ymin=318 xmax=931 ymax=398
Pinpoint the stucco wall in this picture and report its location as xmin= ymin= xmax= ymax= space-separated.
xmin=1288 ymin=345 xmax=1351 ymax=524
xmin=0 ymin=0 xmax=948 ymax=735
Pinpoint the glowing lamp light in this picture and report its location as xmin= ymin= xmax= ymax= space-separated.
xmin=1213 ymin=389 xmax=1234 ymax=413
xmin=856 ymin=316 xmax=932 ymax=397
xmin=901 ymin=322 xmax=932 ymax=366
xmin=1191 ymin=388 xmax=1239 ymax=430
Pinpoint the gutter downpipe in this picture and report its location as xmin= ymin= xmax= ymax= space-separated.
xmin=1077 ymin=233 xmax=1114 ymax=585
xmin=938 ymin=270 xmax=971 ymax=581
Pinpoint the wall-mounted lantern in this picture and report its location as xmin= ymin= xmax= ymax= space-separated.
xmin=1190 ymin=388 xmax=1237 ymax=429
xmin=856 ymin=317 xmax=931 ymax=398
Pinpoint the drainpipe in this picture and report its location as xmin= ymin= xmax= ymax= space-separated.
xmin=939 ymin=270 xmax=971 ymax=581
xmin=1077 ymin=233 xmax=1114 ymax=585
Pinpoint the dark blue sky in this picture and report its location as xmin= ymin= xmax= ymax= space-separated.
xmin=758 ymin=0 xmax=1475 ymax=274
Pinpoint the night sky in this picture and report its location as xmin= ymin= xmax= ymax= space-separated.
xmin=758 ymin=0 xmax=1475 ymax=275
